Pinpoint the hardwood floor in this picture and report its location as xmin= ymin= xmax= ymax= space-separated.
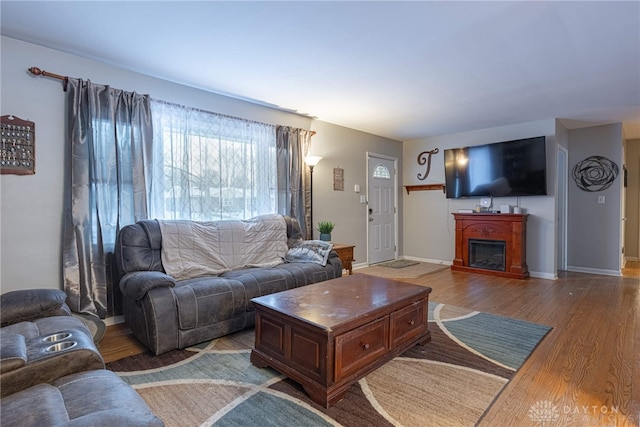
xmin=99 ymin=322 xmax=147 ymax=363
xmin=100 ymin=262 xmax=640 ymax=425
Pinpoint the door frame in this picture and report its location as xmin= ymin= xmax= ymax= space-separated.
xmin=556 ymin=144 xmax=568 ymax=271
xmin=366 ymin=152 xmax=398 ymax=264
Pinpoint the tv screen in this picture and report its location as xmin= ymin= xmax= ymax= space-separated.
xmin=444 ymin=136 xmax=547 ymax=199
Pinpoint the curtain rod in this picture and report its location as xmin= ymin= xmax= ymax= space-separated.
xmin=28 ymin=67 xmax=69 ymax=91
xmin=27 ymin=66 xmax=316 ymax=136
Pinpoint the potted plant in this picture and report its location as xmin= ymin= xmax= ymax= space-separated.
xmin=317 ymin=221 xmax=335 ymax=242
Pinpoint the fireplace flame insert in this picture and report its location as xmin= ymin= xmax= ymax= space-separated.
xmin=468 ymin=239 xmax=506 ymax=271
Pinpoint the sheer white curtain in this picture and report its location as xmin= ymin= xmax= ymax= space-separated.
xmin=149 ymin=100 xmax=277 ymax=221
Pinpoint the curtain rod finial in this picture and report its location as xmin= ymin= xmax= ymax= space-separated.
xmin=28 ymin=67 xmax=44 ymax=76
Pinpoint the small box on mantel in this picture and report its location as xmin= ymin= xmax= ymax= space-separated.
xmin=458 ymin=209 xmax=474 ymax=213
xmin=500 ymin=204 xmax=511 ymax=214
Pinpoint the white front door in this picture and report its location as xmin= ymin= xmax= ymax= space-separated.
xmin=367 ymin=154 xmax=397 ymax=264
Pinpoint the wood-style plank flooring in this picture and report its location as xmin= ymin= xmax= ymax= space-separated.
xmin=100 ymin=262 xmax=640 ymax=426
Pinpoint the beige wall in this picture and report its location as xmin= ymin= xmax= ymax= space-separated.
xmin=402 ymin=120 xmax=558 ymax=279
xmin=0 ymin=36 xmax=400 ymax=293
xmin=309 ymin=121 xmax=403 ymax=267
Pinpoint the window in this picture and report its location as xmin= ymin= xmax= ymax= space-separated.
xmin=373 ymin=164 xmax=391 ymax=179
xmin=150 ymin=101 xmax=277 ymax=221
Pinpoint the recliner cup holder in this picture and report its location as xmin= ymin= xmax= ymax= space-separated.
xmin=45 ymin=341 xmax=77 ymax=352
xmin=43 ymin=332 xmax=73 ymax=342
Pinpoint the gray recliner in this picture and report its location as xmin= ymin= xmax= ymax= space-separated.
xmin=0 ymin=288 xmax=164 ymax=426
xmin=0 ymin=289 xmax=104 ymax=397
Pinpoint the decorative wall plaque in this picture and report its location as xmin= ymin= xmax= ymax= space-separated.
xmin=1 ymin=115 xmax=35 ymax=175
xmin=333 ymin=167 xmax=344 ymax=191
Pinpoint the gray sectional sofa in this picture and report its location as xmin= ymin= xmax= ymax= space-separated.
xmin=115 ymin=214 xmax=342 ymax=355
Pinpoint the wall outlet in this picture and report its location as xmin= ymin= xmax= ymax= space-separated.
xmin=360 ymin=195 xmax=367 ymax=204
xmin=598 ymin=195 xmax=605 ymax=204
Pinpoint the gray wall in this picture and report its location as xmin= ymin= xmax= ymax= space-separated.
xmin=309 ymin=120 xmax=402 ymax=267
xmin=402 ymin=120 xmax=558 ymax=279
xmin=567 ymin=124 xmax=623 ymax=274
xmin=624 ymin=138 xmax=640 ymax=260
xmin=1 ymin=36 xmax=631 ymax=296
xmin=0 ymin=36 xmax=400 ymax=293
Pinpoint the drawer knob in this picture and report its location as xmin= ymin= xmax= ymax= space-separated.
xmin=362 ymin=343 xmax=370 ymax=350
xmin=409 ymin=320 xmax=415 ymax=326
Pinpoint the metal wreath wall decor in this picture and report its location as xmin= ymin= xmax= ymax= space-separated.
xmin=571 ymin=155 xmax=619 ymax=192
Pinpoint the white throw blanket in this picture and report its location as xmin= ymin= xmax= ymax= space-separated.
xmin=158 ymin=214 xmax=289 ymax=280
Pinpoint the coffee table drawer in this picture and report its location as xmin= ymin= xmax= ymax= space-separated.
xmin=334 ymin=316 xmax=388 ymax=382
xmin=390 ymin=298 xmax=428 ymax=348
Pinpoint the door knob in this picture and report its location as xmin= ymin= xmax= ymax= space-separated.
xmin=369 ymin=217 xmax=374 ymax=222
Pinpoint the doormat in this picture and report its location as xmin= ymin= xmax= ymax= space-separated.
xmin=378 ymin=259 xmax=420 ymax=269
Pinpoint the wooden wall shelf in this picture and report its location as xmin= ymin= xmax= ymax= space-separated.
xmin=404 ymin=184 xmax=445 ymax=194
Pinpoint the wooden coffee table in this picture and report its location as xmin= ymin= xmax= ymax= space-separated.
xmin=250 ymin=274 xmax=432 ymax=408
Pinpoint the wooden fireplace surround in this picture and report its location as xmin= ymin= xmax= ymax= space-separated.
xmin=452 ymin=213 xmax=529 ymax=279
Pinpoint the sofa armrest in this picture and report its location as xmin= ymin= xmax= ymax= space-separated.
xmin=0 ymin=289 xmax=71 ymax=327
xmin=120 ymin=271 xmax=176 ymax=300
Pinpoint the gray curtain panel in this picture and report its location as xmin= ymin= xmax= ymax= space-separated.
xmin=64 ymin=79 xmax=153 ymax=318
xmin=276 ymin=127 xmax=311 ymax=238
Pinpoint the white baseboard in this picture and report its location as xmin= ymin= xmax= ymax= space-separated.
xmin=400 ymin=255 xmax=452 ymax=266
xmin=352 ymin=261 xmax=370 ymax=270
xmin=529 ymin=271 xmax=557 ymax=280
xmin=566 ymin=266 xmax=622 ymax=277
xmin=104 ymin=315 xmax=124 ymax=326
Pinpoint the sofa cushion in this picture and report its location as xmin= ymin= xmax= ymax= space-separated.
xmin=0 ymin=370 xmax=164 ymax=427
xmin=273 ymin=262 xmax=337 ymax=286
xmin=221 ymin=267 xmax=297 ymax=305
xmin=158 ymin=214 xmax=288 ymax=280
xmin=115 ymin=219 xmax=165 ymax=274
xmin=0 ymin=316 xmax=92 ymax=341
xmin=0 ymin=289 xmax=71 ymax=327
xmin=172 ymin=278 xmax=247 ymax=330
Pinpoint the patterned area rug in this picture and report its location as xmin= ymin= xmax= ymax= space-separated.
xmin=107 ymin=302 xmax=551 ymax=427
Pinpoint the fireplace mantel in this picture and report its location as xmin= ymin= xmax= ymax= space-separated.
xmin=451 ymin=213 xmax=529 ymax=279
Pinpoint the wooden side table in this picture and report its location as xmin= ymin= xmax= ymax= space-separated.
xmin=332 ymin=244 xmax=355 ymax=275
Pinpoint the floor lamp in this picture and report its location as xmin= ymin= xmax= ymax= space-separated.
xmin=304 ymin=155 xmax=322 ymax=239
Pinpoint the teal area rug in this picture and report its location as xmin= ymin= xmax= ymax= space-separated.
xmin=107 ymin=302 xmax=551 ymax=427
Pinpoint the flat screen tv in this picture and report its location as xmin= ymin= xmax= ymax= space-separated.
xmin=444 ymin=136 xmax=547 ymax=199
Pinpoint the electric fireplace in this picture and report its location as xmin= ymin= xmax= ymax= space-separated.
xmin=451 ymin=213 xmax=529 ymax=279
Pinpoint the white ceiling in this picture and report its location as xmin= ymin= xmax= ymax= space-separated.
xmin=2 ymin=1 xmax=639 ymax=141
